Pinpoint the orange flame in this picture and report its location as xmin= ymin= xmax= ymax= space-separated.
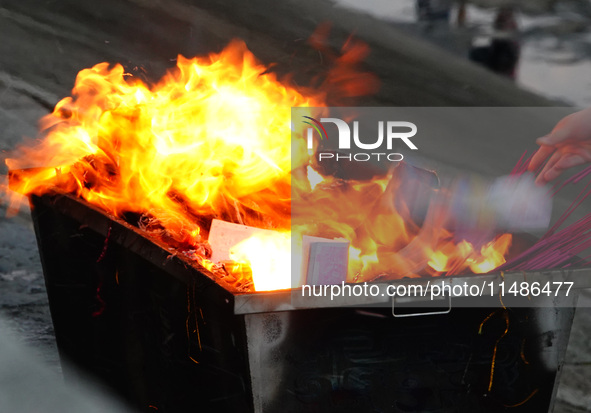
xmin=7 ymin=40 xmax=320 ymax=240
xmin=5 ymin=39 xmax=510 ymax=291
xmin=292 ymin=171 xmax=512 ymax=282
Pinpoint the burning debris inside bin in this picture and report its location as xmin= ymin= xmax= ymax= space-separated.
xmin=3 ymin=37 xmax=587 ymax=292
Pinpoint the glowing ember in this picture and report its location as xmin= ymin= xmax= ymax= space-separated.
xmin=5 ymin=39 xmax=510 ymax=291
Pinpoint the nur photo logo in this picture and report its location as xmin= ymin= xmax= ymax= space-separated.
xmin=303 ymin=116 xmax=418 ymax=162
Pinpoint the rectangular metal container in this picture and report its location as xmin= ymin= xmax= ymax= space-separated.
xmin=28 ymin=191 xmax=586 ymax=413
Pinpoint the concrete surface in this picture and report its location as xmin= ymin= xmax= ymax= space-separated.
xmin=0 ymin=316 xmax=129 ymax=412
xmin=0 ymin=0 xmax=590 ymax=412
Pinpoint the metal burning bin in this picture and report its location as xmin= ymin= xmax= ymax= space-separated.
xmin=27 ymin=191 xmax=585 ymax=413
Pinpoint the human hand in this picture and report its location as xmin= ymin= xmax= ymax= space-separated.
xmin=528 ymin=107 xmax=591 ymax=185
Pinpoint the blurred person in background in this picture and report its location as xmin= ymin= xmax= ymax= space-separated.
xmin=469 ymin=6 xmax=521 ymax=79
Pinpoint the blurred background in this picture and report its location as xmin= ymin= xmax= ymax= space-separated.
xmin=337 ymin=0 xmax=591 ymax=106
xmin=1 ymin=0 xmax=591 ymax=411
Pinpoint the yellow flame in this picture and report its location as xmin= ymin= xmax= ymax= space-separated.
xmin=231 ymin=231 xmax=292 ymax=291
xmin=5 ymin=38 xmax=512 ymax=291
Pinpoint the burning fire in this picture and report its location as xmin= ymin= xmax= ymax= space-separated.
xmin=5 ymin=39 xmax=511 ymax=291
xmin=291 ymin=171 xmax=512 ymax=284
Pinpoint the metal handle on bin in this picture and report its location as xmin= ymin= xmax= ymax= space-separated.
xmin=391 ymin=293 xmax=452 ymax=317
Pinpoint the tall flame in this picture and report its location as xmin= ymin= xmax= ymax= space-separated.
xmin=5 ymin=39 xmax=510 ymax=291
xmin=7 ymin=40 xmax=321 ymax=243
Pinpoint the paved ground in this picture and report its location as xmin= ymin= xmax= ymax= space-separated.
xmin=0 ymin=0 xmax=590 ymax=412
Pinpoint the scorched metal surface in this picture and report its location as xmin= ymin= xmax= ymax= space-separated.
xmin=27 ymin=191 xmax=583 ymax=413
